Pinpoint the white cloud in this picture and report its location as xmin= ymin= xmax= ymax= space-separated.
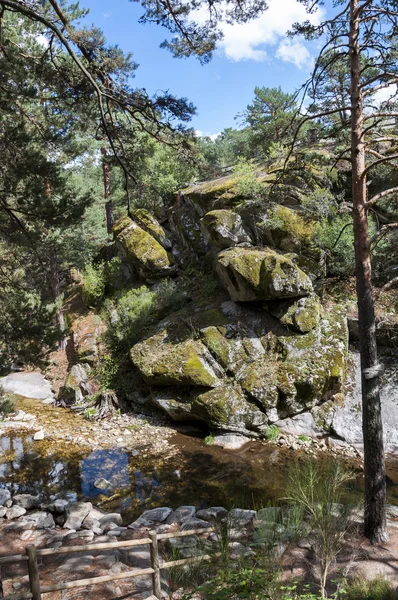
xmin=193 ymin=0 xmax=323 ymax=65
xmin=195 ymin=130 xmax=221 ymax=140
xmin=276 ymin=39 xmax=313 ymax=69
xmin=373 ymin=84 xmax=397 ymax=106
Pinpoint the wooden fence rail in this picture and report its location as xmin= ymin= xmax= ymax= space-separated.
xmin=0 ymin=527 xmax=215 ymax=600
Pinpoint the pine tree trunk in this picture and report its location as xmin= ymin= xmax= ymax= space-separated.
xmin=350 ymin=0 xmax=387 ymax=543
xmin=101 ymin=146 xmax=114 ymax=234
xmin=50 ymin=247 xmax=67 ymax=351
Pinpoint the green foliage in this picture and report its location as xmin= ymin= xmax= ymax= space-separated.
xmin=104 ymin=257 xmax=125 ymax=292
xmin=81 ymin=263 xmax=106 ymax=307
xmin=0 ymin=387 xmax=16 ymax=418
xmin=301 ymin=186 xmax=338 ymax=220
xmin=104 ymin=279 xmax=189 ymax=350
xmin=95 ymin=353 xmax=121 ymax=390
xmin=83 ymin=406 xmax=98 ymax=420
xmin=286 ymin=459 xmax=357 ymax=598
xmin=233 ymin=158 xmax=266 ymax=200
xmin=343 ymin=576 xmax=395 ymax=600
xmin=265 ymin=425 xmax=280 ymax=441
xmin=204 ymin=434 xmax=215 ymax=445
xmin=190 ymin=560 xmax=279 ymax=600
xmin=316 ymin=214 xmax=354 ymax=277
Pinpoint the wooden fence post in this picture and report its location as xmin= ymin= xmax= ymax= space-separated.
xmin=26 ymin=545 xmax=41 ymax=600
xmin=149 ymin=531 xmax=161 ymax=599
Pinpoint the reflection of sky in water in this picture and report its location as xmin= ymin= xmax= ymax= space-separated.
xmin=0 ymin=438 xmax=164 ymax=507
xmin=80 ymin=449 xmax=131 ymax=497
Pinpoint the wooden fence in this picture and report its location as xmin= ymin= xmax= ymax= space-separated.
xmin=0 ymin=527 xmax=216 ymax=600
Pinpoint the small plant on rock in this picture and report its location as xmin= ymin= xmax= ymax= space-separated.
xmin=266 ymin=425 xmax=280 ymax=441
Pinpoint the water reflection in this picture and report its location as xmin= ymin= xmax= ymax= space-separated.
xmin=1 ymin=430 xmax=398 ymax=522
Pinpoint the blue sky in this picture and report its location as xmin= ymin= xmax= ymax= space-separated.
xmin=80 ymin=0 xmax=324 ymax=135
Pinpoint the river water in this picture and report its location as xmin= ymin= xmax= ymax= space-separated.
xmin=2 ymin=350 xmax=398 ymax=522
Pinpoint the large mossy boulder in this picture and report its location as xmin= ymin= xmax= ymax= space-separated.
xmin=217 ymin=247 xmax=313 ymax=302
xmin=130 ymin=208 xmax=172 ymax=250
xmin=254 ymin=206 xmax=325 ymax=280
xmin=130 ymin=330 xmax=223 ymax=387
xmin=129 ymin=299 xmax=348 ymax=436
xmin=276 ymin=310 xmax=348 ymax=416
xmin=114 ymin=217 xmax=175 ymax=280
xmin=191 ymin=385 xmax=268 ymax=435
xmin=201 ymin=210 xmax=253 ymax=250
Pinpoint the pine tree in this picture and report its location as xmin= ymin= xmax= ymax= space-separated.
xmin=292 ymin=0 xmax=398 ymax=543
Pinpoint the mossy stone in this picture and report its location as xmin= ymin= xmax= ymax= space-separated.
xmin=116 ymin=220 xmax=174 ymax=279
xmin=130 ymin=331 xmax=222 ymax=387
xmin=200 ymin=325 xmax=249 ymax=377
xmin=217 ymin=247 xmax=313 ymax=302
xmin=276 ymin=308 xmax=348 ymax=415
xmin=265 ymin=294 xmax=322 ymax=333
xmin=112 ymin=216 xmax=133 ymax=237
xmin=240 ymin=361 xmax=279 ymax=413
xmin=191 ymin=385 xmax=267 ymax=434
xmin=200 ymin=209 xmax=253 ymax=249
xmin=130 ymin=208 xmax=172 ymax=250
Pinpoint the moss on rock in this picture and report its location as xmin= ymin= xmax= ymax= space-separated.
xmin=276 ymin=308 xmax=348 ymax=415
xmin=130 ymin=331 xmax=223 ymax=387
xmin=265 ymin=294 xmax=323 ymax=333
xmin=200 ymin=209 xmax=253 ymax=250
xmin=240 ymin=361 xmax=280 ymax=413
xmin=217 ymin=246 xmax=313 ymax=302
xmin=191 ymin=385 xmax=268 ymax=434
xmin=116 ymin=219 xmax=175 ymax=280
xmin=130 ymin=208 xmax=172 ymax=250
xmin=112 ymin=216 xmax=132 ymax=237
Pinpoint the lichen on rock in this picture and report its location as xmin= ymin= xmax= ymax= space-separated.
xmin=217 ymin=246 xmax=313 ymax=302
xmin=191 ymin=385 xmax=268 ymax=435
xmin=201 ymin=209 xmax=253 ymax=250
xmin=113 ymin=216 xmax=175 ymax=280
xmin=130 ymin=330 xmax=223 ymax=387
xmin=130 ymin=208 xmax=172 ymax=250
xmin=265 ymin=294 xmax=323 ymax=333
xmin=276 ymin=309 xmax=348 ymax=415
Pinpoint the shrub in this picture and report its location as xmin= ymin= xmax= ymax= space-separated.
xmin=233 ymin=158 xmax=266 ymax=200
xmin=316 ymin=214 xmax=355 ymax=277
xmin=286 ymin=459 xmax=357 ymax=598
xmin=81 ymin=263 xmax=105 ymax=306
xmin=104 ymin=279 xmax=189 ymax=350
xmin=343 ymin=576 xmax=395 ymax=600
xmin=204 ymin=434 xmax=215 ymax=445
xmin=0 ymin=387 xmax=16 ymax=417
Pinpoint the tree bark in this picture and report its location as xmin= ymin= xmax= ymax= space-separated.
xmin=101 ymin=146 xmax=114 ymax=235
xmin=350 ymin=0 xmax=387 ymax=543
xmin=49 ymin=248 xmax=67 ymax=351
